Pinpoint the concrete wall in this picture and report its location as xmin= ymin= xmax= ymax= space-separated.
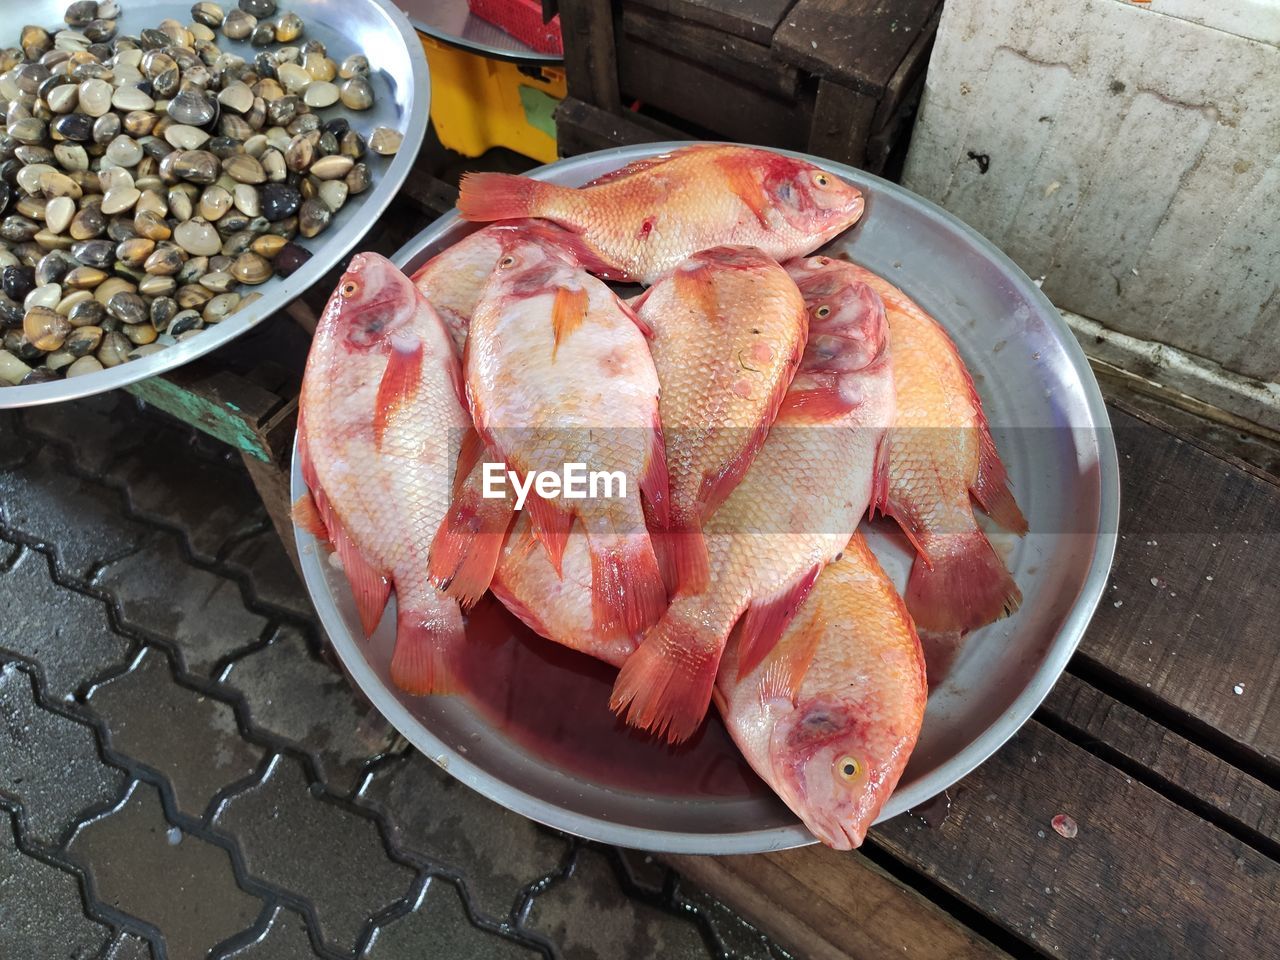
xmin=903 ymin=0 xmax=1280 ymax=390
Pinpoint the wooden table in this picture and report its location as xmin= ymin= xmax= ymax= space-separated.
xmin=131 ymin=152 xmax=1279 ymax=960
xmin=670 ymin=400 xmax=1280 ymax=959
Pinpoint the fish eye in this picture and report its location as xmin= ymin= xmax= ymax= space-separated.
xmin=812 ymin=172 xmax=831 ymax=187
xmin=837 ymin=756 xmax=862 ymax=781
xmin=340 ymin=280 xmax=359 ymax=298
xmin=499 ymin=255 xmax=517 ymax=268
xmin=815 ymin=304 xmax=832 ymax=319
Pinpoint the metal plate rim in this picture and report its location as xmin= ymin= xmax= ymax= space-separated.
xmin=404 ymin=0 xmax=564 ymax=64
xmin=295 ymin=142 xmax=1121 ymax=853
xmin=0 ymin=0 xmax=430 ymax=409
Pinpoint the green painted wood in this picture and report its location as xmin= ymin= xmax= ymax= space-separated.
xmin=125 ymin=374 xmax=275 ymax=462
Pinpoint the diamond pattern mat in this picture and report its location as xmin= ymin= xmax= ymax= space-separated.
xmin=0 ymin=397 xmax=790 ymax=960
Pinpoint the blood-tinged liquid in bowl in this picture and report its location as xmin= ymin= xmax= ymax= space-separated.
xmin=458 ymin=597 xmax=767 ymax=799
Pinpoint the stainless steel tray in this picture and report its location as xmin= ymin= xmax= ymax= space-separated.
xmin=291 ymin=143 xmax=1121 ymax=853
xmin=397 ymin=0 xmax=563 ymax=64
xmin=1 ymin=0 xmax=429 ymax=408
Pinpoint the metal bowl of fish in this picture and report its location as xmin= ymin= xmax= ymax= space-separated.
xmin=291 ymin=143 xmax=1119 ymax=853
xmin=0 ymin=0 xmax=428 ymax=406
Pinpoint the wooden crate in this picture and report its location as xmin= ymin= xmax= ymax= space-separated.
xmin=554 ymin=0 xmax=942 ymax=173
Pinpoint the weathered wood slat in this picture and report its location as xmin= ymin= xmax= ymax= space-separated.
xmin=872 ymin=720 xmax=1280 ymax=958
xmin=558 ymin=0 xmax=623 ymax=109
xmin=626 ymin=0 xmax=798 ymax=45
xmin=125 ymin=367 xmax=286 ymax=462
xmin=666 ymin=847 xmax=1010 ymax=960
xmin=554 ymin=95 xmax=692 ymax=157
xmin=619 ymin=7 xmax=801 ymax=100
xmin=616 ymin=39 xmax=808 ymax=149
xmin=1044 ymin=673 xmax=1280 ymax=856
xmin=773 ymin=0 xmax=940 ymax=96
xmin=1081 ymin=406 xmax=1280 ymax=764
xmin=868 ymin=2 xmax=941 ymax=133
xmin=807 ymin=78 xmax=879 ymax=169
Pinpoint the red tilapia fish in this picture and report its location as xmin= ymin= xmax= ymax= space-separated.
xmin=465 ymin=235 xmax=669 ymax=640
xmin=410 ymin=219 xmax=585 ymax=353
xmin=788 ymin=258 xmax=1027 ymax=633
xmin=295 ymin=253 xmax=491 ymax=695
xmin=636 ymin=245 xmax=808 ymax=591
xmin=490 ymin=514 xmax=638 ymax=669
xmin=612 ymin=275 xmax=895 ymax=742
xmin=717 ymin=533 xmax=927 ymax=848
xmin=456 ymin=145 xmax=865 ymax=284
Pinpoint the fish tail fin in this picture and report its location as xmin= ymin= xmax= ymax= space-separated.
xmin=587 ymin=524 xmax=667 ymax=638
xmin=972 ymin=430 xmax=1028 ymax=535
xmin=458 ymin=172 xmax=552 ymax=222
xmin=389 ymin=591 xmax=465 ymax=696
xmin=428 ymin=483 xmax=514 ymax=609
xmin=524 ymin=489 xmax=572 ymax=574
xmin=610 ymin=600 xmax=729 ymax=743
xmin=735 ymin=564 xmax=822 ymax=679
xmin=905 ymin=530 xmax=1022 ymax=634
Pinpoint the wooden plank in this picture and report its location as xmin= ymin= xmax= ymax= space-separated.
xmin=239 ymin=452 xmax=302 ymax=579
xmin=627 ymin=0 xmax=797 ymax=45
xmin=554 ymin=96 xmax=692 ymax=157
xmin=398 ymin=175 xmax=460 ymax=221
xmin=557 ymin=0 xmax=623 ymax=109
xmin=1044 ymin=674 xmax=1280 ymax=856
xmin=125 ymin=367 xmax=286 ymax=462
xmin=1080 ymin=407 xmax=1280 ymax=763
xmin=619 ymin=7 xmax=800 ymax=100
xmin=773 ymin=0 xmax=940 ymax=96
xmin=616 ymin=39 xmax=809 ymax=149
xmin=869 ymin=2 xmax=940 ymax=133
xmin=666 ymin=848 xmax=1009 ymax=960
xmin=871 ymin=719 xmax=1280 ymax=958
xmin=806 ymin=79 xmax=878 ymax=169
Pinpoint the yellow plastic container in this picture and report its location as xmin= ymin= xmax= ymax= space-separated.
xmin=418 ymin=33 xmax=566 ymax=164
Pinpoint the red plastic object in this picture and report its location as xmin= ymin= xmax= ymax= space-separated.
xmin=468 ymin=0 xmax=565 ymax=55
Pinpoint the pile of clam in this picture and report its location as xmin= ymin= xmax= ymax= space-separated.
xmin=0 ymin=1 xmax=406 ymax=387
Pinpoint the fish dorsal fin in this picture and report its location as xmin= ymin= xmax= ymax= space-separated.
xmin=581 ymin=144 xmax=719 ymax=187
xmin=297 ymin=407 xmax=390 ymax=636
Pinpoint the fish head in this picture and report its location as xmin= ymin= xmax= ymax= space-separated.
xmin=765 ymin=160 xmax=864 ymax=240
xmin=788 ymin=261 xmax=888 ymax=374
xmin=490 ymin=232 xmax=582 ymax=296
xmin=767 ymin=693 xmax=907 ymax=849
xmin=327 ymin=252 xmax=418 ymax=352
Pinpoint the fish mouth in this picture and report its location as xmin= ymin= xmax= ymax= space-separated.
xmin=806 ymin=812 xmax=864 ymax=851
xmin=768 ymin=769 xmax=865 ymax=850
